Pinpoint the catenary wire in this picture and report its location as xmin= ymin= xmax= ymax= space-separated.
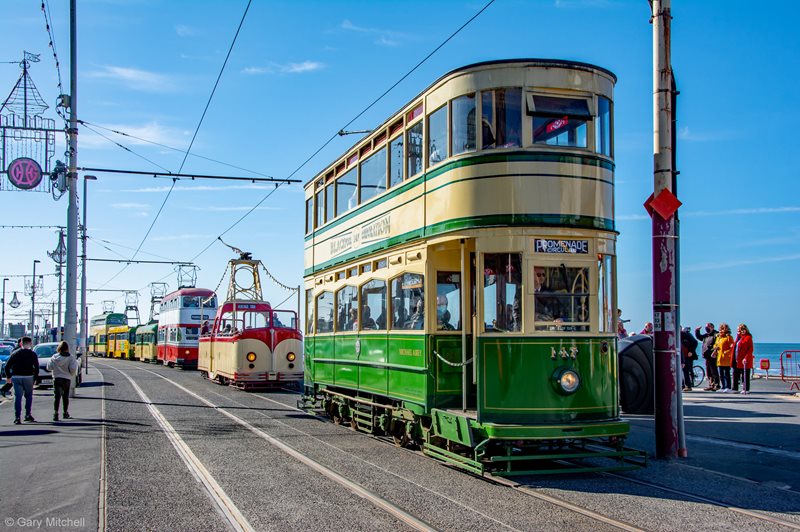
xmin=81 ymin=122 xmax=173 ymax=173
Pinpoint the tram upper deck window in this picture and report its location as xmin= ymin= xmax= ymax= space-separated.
xmin=325 ymin=184 xmax=335 ymax=223
xmin=391 ymin=273 xmax=424 ymax=330
xmin=481 ymin=88 xmax=522 ymax=150
xmin=483 ymin=253 xmax=522 ymax=333
xmin=407 ymin=122 xmax=423 ymax=178
xmin=360 ymin=148 xmax=387 ymax=204
xmin=336 ymin=168 xmax=357 ymax=216
xmin=437 ymin=272 xmax=462 ymax=331
xmin=533 ymin=264 xmax=590 ymax=331
xmin=529 ymin=95 xmax=590 ymax=148
xmin=201 ymin=295 xmax=217 ymax=308
xmin=595 ymin=96 xmax=612 ymax=156
xmin=389 ymin=134 xmax=404 ymax=188
xmin=360 ymin=279 xmax=387 ymax=331
xmin=306 ymin=198 xmax=313 ymax=233
xmin=272 ymin=310 xmax=296 ymax=329
xmin=315 ymin=190 xmax=323 ymax=228
xmin=427 ymin=105 xmax=447 ymax=166
xmin=183 ymin=296 xmax=199 ymax=308
xmin=451 ymin=94 xmax=476 ymax=156
xmin=336 ymin=285 xmax=358 ymax=332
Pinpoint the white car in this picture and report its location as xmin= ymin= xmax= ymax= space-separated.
xmin=33 ymin=343 xmax=83 ymax=388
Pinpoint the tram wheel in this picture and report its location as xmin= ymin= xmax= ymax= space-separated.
xmin=618 ymin=334 xmax=654 ymax=415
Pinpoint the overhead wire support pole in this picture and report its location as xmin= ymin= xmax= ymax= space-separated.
xmin=64 ymin=0 xmax=79 ymax=358
xmin=651 ymin=0 xmax=683 ymax=459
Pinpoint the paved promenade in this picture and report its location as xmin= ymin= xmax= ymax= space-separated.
xmin=1 ymin=361 xmax=798 ymax=531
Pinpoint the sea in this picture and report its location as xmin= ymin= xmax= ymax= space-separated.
xmin=752 ymin=343 xmax=800 ymax=375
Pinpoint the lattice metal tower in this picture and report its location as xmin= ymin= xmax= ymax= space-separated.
xmin=102 ymin=300 xmax=115 ymax=313
xmin=149 ymin=282 xmax=167 ymax=322
xmin=177 ymin=265 xmax=197 ymax=289
xmin=124 ymin=290 xmax=141 ymax=326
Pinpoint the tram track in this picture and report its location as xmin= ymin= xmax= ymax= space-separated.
xmin=100 ymin=360 xmax=800 ymax=531
xmin=134 ymin=363 xmax=650 ymax=531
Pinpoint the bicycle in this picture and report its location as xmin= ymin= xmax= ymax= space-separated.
xmin=690 ymin=365 xmax=706 ymax=388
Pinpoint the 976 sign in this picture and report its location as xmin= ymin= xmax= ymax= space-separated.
xmin=7 ymin=157 xmax=44 ymax=190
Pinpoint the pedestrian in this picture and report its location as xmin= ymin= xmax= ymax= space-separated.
xmin=4 ymin=336 xmax=39 ymax=424
xmin=735 ymin=324 xmax=754 ymax=395
xmin=680 ymin=327 xmax=699 ymax=391
xmin=47 ymin=341 xmax=79 ymax=421
xmin=714 ymin=323 xmax=735 ymax=392
xmin=696 ymin=323 xmax=720 ymax=391
xmin=617 ymin=309 xmax=628 ymax=339
xmin=639 ymin=322 xmax=653 ymax=335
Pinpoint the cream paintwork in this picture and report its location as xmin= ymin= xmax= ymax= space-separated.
xmin=271 ymin=337 xmax=304 ymax=379
xmin=198 ymin=336 xmax=303 ymax=382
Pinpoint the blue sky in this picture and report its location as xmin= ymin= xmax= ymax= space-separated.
xmin=1 ymin=0 xmax=797 ymax=342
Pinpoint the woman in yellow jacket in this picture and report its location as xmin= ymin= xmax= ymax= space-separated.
xmin=714 ymin=323 xmax=735 ymax=392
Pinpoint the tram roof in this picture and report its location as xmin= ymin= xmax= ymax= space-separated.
xmin=304 ymin=58 xmax=616 ymax=188
xmin=163 ymin=287 xmax=216 ymax=299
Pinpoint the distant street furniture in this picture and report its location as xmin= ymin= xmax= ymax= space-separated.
xmin=760 ymin=358 xmax=771 ymax=379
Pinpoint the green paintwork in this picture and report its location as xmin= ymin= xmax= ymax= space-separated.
xmin=432 ymin=408 xmax=475 ymax=447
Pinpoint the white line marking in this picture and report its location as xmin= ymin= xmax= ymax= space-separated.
xmin=109 ymin=365 xmax=254 ymax=532
xmin=99 ymin=368 xmax=107 ymax=532
xmin=140 ymin=367 xmax=436 ymax=532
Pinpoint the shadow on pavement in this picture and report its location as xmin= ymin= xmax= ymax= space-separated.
xmin=0 ymin=429 xmax=59 ymax=437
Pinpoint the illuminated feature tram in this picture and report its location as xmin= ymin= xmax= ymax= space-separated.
xmin=301 ymin=59 xmax=640 ymax=475
xmin=157 ymin=288 xmax=217 ymax=368
xmin=88 ymin=312 xmax=127 ymax=357
xmin=198 ymin=255 xmax=303 ymax=389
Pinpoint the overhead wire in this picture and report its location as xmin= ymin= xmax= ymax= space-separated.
xmin=81 ymin=122 xmax=173 ymax=173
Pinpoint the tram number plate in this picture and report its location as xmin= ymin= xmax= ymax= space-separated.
xmin=534 ymin=239 xmax=589 ymax=254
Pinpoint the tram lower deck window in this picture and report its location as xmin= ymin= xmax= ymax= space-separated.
xmin=483 ymin=253 xmax=522 ymax=333
xmin=534 ymin=264 xmax=590 ymax=331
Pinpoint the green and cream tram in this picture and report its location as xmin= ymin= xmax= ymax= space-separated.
xmin=301 ymin=59 xmax=639 ymax=475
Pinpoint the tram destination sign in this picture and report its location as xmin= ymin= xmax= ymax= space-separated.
xmin=535 ymin=238 xmax=589 ymax=254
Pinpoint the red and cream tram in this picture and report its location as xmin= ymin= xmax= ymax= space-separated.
xmin=198 ymin=255 xmax=303 ymax=388
xmin=157 ymin=287 xmax=217 ymax=368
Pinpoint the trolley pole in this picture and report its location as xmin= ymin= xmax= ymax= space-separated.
xmin=64 ymin=0 xmax=79 ymax=358
xmin=651 ymin=0 xmax=683 ymax=459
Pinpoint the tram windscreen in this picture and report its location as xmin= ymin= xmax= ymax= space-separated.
xmin=436 ymin=272 xmax=462 ymax=331
xmin=271 ymin=311 xmax=296 ymax=329
xmin=483 ymin=254 xmax=522 ymax=332
xmin=534 ymin=264 xmax=590 ymax=331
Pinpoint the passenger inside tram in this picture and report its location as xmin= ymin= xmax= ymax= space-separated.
xmin=436 ymin=295 xmax=455 ymax=331
xmin=406 ymin=298 xmax=424 ymax=330
xmin=361 ymin=305 xmax=376 ymax=329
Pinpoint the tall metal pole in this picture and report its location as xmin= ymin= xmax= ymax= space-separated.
xmin=652 ymin=0 xmax=681 ymax=459
xmin=1 ymin=278 xmax=8 ymax=337
xmin=31 ymin=260 xmax=40 ymax=339
xmin=80 ymin=176 xmax=95 ymax=373
xmin=64 ymin=0 xmax=79 ymax=354
xmin=57 ymin=228 xmax=64 ymax=339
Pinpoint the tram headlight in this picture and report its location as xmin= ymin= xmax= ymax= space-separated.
xmin=246 ymin=352 xmax=257 ymax=362
xmin=553 ymin=368 xmax=581 ymax=395
xmin=287 ymin=352 xmax=296 ymax=362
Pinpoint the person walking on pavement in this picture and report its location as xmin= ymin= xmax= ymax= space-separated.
xmin=680 ymin=327 xmax=699 ymax=391
xmin=696 ymin=323 xmax=720 ymax=391
xmin=47 ymin=341 xmax=79 ymax=421
xmin=4 ymin=336 xmax=39 ymax=424
xmin=735 ymin=324 xmax=754 ymax=395
xmin=714 ymin=323 xmax=735 ymax=392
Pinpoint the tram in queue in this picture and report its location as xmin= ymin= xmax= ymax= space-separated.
xmin=157 ymin=287 xmax=217 ymax=368
xmin=198 ymin=254 xmax=303 ymax=389
xmin=88 ymin=312 xmax=127 ymax=357
xmin=300 ymin=59 xmax=641 ymax=475
xmin=134 ymin=322 xmax=158 ymax=362
xmin=107 ymin=325 xmax=130 ymax=359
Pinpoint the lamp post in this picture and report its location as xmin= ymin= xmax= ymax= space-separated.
xmin=31 ymin=260 xmax=40 ymax=339
xmin=48 ymin=229 xmax=67 ymax=340
xmin=1 ymin=278 xmax=8 ymax=337
xmin=80 ymin=175 xmax=96 ymax=374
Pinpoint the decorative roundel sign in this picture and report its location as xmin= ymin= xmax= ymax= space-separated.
xmin=7 ymin=157 xmax=44 ymax=190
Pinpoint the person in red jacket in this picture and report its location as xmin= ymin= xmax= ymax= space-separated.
xmin=735 ymin=323 xmax=754 ymax=395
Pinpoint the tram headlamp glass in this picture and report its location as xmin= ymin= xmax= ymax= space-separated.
xmin=555 ymin=369 xmax=580 ymax=394
xmin=287 ymin=352 xmax=296 ymax=362
xmin=246 ymin=352 xmax=257 ymax=362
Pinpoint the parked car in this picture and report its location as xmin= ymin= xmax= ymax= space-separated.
xmin=32 ymin=342 xmax=83 ymax=388
xmin=0 ymin=344 xmax=13 ymax=380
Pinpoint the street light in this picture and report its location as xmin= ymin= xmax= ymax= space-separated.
xmin=80 ymin=174 xmax=97 ymax=373
xmin=1 ymin=278 xmax=8 ymax=337
xmin=31 ymin=259 xmax=40 ymax=340
xmin=48 ymin=229 xmax=66 ymax=340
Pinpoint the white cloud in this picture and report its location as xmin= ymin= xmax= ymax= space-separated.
xmin=339 ymin=19 xmax=414 ymax=47
xmin=685 ymin=253 xmax=800 ymax=273
xmin=112 ymin=202 xmax=150 ymax=209
xmin=175 ymin=25 xmax=196 ymax=37
xmin=87 ymin=65 xmax=176 ymax=92
xmin=80 ymin=121 xmax=190 ymax=150
xmin=241 ymin=61 xmax=324 ymax=75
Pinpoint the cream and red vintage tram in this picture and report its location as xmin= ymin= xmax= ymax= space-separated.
xmin=198 ymin=253 xmax=303 ymax=389
xmin=156 ymin=287 xmax=218 ymax=368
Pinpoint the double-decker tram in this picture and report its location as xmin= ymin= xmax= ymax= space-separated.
xmin=301 ymin=59 xmax=642 ymax=475
xmin=157 ymin=287 xmax=217 ymax=368
xmin=198 ymin=254 xmax=303 ymax=389
xmin=134 ymin=322 xmax=158 ymax=362
xmin=107 ymin=325 xmax=130 ymax=359
xmin=88 ymin=312 xmax=127 ymax=357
